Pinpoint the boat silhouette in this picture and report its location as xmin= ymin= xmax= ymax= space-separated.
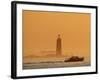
xmin=64 ymin=56 xmax=84 ymax=62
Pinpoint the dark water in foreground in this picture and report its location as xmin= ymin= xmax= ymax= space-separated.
xmin=23 ymin=61 xmax=90 ymax=69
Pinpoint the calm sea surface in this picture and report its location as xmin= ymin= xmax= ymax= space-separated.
xmin=23 ymin=56 xmax=90 ymax=69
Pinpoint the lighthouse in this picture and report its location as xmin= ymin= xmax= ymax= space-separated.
xmin=56 ymin=34 xmax=62 ymax=55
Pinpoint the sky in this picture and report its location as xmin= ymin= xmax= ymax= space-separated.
xmin=23 ymin=10 xmax=91 ymax=58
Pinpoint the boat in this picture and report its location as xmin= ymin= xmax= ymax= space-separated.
xmin=64 ymin=56 xmax=84 ymax=62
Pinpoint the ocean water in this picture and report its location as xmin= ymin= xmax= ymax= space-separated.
xmin=23 ymin=56 xmax=90 ymax=69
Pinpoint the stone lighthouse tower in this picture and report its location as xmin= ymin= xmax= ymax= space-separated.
xmin=56 ymin=34 xmax=62 ymax=55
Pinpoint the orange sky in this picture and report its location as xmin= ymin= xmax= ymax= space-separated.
xmin=23 ymin=10 xmax=91 ymax=57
